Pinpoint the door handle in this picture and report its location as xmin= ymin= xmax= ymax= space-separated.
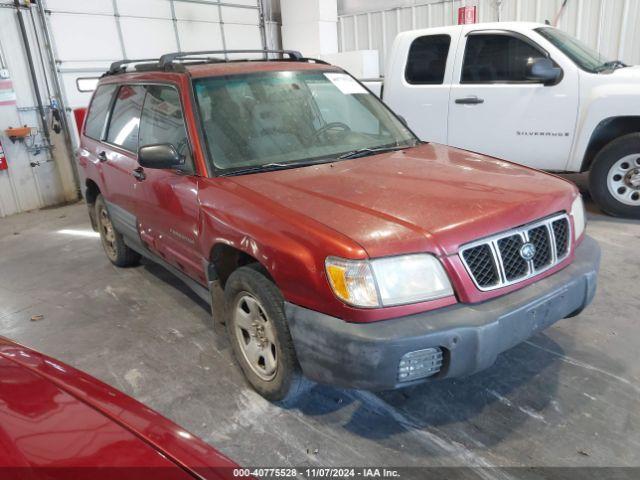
xmin=455 ymin=95 xmax=485 ymax=105
xmin=132 ymin=167 xmax=146 ymax=181
xmin=97 ymin=151 xmax=108 ymax=162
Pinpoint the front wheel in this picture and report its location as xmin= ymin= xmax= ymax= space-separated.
xmin=589 ymin=133 xmax=640 ymax=218
xmin=224 ymin=265 xmax=310 ymax=403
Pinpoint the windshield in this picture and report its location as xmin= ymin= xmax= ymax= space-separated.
xmin=193 ymin=70 xmax=417 ymax=174
xmin=536 ymin=27 xmax=617 ymax=73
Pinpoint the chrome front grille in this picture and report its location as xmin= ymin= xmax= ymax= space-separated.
xmin=497 ymin=234 xmax=528 ymax=281
xmin=460 ymin=213 xmax=571 ymax=291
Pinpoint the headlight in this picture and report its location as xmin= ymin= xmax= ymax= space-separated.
xmin=570 ymin=195 xmax=586 ymax=240
xmin=325 ymin=254 xmax=453 ymax=308
xmin=325 ymin=257 xmax=379 ymax=307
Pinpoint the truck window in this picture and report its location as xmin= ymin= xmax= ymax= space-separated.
xmin=106 ymin=85 xmax=146 ymax=152
xmin=139 ymin=85 xmax=193 ymax=170
xmin=84 ymin=84 xmax=117 ymax=140
xmin=405 ymin=35 xmax=451 ymax=85
xmin=462 ymin=34 xmax=546 ymax=83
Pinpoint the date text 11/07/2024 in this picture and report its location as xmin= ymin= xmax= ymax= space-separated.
xmin=232 ymin=467 xmax=401 ymax=478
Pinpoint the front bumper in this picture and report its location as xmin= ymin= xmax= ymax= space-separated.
xmin=285 ymin=236 xmax=600 ymax=390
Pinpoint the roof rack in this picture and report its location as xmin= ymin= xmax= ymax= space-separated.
xmin=158 ymin=49 xmax=304 ymax=68
xmin=107 ymin=58 xmax=158 ymax=75
xmin=104 ymin=50 xmax=328 ymax=76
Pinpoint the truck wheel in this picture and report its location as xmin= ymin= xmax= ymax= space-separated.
xmin=225 ymin=265 xmax=310 ymax=403
xmin=95 ymin=195 xmax=141 ymax=267
xmin=589 ymin=133 xmax=640 ymax=218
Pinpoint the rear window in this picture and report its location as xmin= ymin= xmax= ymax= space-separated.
xmin=405 ymin=35 xmax=451 ymax=85
xmin=106 ymin=85 xmax=146 ymax=152
xmin=84 ymin=84 xmax=117 ymax=140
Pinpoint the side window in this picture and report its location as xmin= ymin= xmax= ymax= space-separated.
xmin=106 ymin=85 xmax=146 ymax=152
xmin=139 ymin=85 xmax=193 ymax=170
xmin=462 ymin=34 xmax=547 ymax=83
xmin=405 ymin=35 xmax=451 ymax=85
xmin=84 ymin=84 xmax=117 ymax=140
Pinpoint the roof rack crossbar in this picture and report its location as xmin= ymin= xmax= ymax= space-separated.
xmin=158 ymin=49 xmax=303 ymax=68
xmin=108 ymin=58 xmax=158 ymax=74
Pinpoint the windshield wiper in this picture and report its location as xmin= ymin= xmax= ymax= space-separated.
xmin=596 ymin=60 xmax=627 ymax=72
xmin=221 ymin=144 xmax=418 ymax=176
xmin=220 ymin=162 xmax=291 ymax=177
xmin=337 ymin=144 xmax=413 ymax=160
xmin=220 ymin=158 xmax=339 ymax=177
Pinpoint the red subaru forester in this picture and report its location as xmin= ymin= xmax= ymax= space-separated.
xmin=78 ymin=50 xmax=600 ymax=402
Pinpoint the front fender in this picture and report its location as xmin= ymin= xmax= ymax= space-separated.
xmin=196 ymin=178 xmax=367 ymax=320
xmin=570 ymin=84 xmax=640 ymax=171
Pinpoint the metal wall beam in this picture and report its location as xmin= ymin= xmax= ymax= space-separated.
xmin=256 ymin=0 xmax=268 ymax=52
xmin=37 ymin=0 xmax=82 ymax=197
xmin=169 ymin=0 xmax=182 ymax=52
xmin=111 ymin=0 xmax=127 ymax=60
xmin=13 ymin=0 xmax=51 ymax=147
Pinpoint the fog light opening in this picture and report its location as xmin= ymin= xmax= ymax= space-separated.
xmin=397 ymin=347 xmax=443 ymax=382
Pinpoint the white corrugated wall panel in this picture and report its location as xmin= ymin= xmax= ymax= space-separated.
xmin=46 ymin=0 xmax=113 ymax=15
xmin=620 ymin=0 xmax=640 ymax=65
xmin=229 ymin=0 xmax=260 ymax=5
xmin=117 ymin=0 xmax=173 ymax=19
xmin=221 ymin=5 xmax=260 ymax=25
xmin=119 ymin=18 xmax=179 ymax=58
xmin=49 ymin=14 xmax=122 ymax=61
xmin=338 ymin=0 xmax=640 ymax=73
xmin=176 ymin=21 xmax=224 ymax=51
xmin=174 ymin=3 xmax=220 ymax=22
xmin=224 ymin=24 xmax=263 ymax=50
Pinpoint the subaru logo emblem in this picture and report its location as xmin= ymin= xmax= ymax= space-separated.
xmin=520 ymin=242 xmax=536 ymax=261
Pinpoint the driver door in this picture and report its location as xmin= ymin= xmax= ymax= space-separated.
xmin=136 ymin=84 xmax=205 ymax=284
xmin=447 ymin=29 xmax=578 ymax=170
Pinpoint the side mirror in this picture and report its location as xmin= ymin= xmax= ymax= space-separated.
xmin=526 ymin=58 xmax=562 ymax=86
xmin=138 ymin=144 xmax=184 ymax=169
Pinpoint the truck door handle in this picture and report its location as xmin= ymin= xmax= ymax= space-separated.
xmin=97 ymin=151 xmax=108 ymax=162
xmin=132 ymin=167 xmax=146 ymax=181
xmin=455 ymin=96 xmax=484 ymax=105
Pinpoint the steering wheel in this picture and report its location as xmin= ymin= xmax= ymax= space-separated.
xmin=311 ymin=122 xmax=351 ymax=141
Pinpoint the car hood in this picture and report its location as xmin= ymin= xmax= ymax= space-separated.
xmin=228 ymin=143 xmax=575 ymax=257
xmin=610 ymin=65 xmax=640 ymax=81
xmin=0 ymin=337 xmax=237 ymax=478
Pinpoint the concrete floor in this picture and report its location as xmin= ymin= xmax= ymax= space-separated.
xmin=1 ymin=186 xmax=639 ymax=473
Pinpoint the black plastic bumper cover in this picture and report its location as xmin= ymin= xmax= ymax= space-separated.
xmin=284 ymin=236 xmax=600 ymax=391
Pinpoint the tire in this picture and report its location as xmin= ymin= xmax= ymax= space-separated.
xmin=589 ymin=133 xmax=640 ymax=218
xmin=95 ymin=195 xmax=141 ymax=267
xmin=224 ymin=265 xmax=310 ymax=403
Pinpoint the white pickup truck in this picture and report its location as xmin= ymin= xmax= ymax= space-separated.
xmin=364 ymin=22 xmax=640 ymax=218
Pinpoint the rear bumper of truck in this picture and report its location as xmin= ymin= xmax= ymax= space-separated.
xmin=284 ymin=236 xmax=600 ymax=391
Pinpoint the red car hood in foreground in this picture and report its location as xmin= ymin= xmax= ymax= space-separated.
xmin=0 ymin=337 xmax=238 ymax=480
xmin=229 ymin=143 xmax=576 ymax=257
